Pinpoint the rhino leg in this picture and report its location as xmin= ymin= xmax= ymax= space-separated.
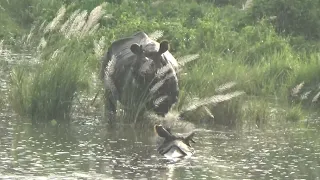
xmin=152 ymin=78 xmax=179 ymax=117
xmin=104 ymin=89 xmax=117 ymax=122
xmin=99 ymin=49 xmax=111 ymax=80
xmin=153 ymin=101 xmax=173 ymax=117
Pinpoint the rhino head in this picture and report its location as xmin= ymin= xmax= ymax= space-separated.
xmin=130 ymin=41 xmax=170 ymax=81
xmin=129 ymin=41 xmax=179 ymax=117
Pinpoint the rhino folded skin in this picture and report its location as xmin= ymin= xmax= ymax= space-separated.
xmin=100 ymin=31 xmax=180 ymax=120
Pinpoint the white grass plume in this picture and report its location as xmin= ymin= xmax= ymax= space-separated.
xmin=88 ymin=23 xmax=100 ymax=35
xmin=300 ymin=90 xmax=311 ymax=100
xmin=215 ymin=81 xmax=237 ymax=93
xmin=26 ymin=26 xmax=36 ymax=44
xmin=106 ymin=54 xmax=116 ymax=76
xmin=38 ymin=20 xmax=47 ymax=33
xmin=103 ymin=55 xmax=118 ymax=99
xmin=149 ymin=72 xmax=175 ymax=95
xmin=177 ymin=54 xmax=200 ymax=69
xmin=94 ymin=36 xmax=106 ymax=58
xmin=44 ymin=5 xmax=66 ymax=33
xmin=65 ymin=10 xmax=88 ymax=38
xmin=312 ymin=91 xmax=320 ymax=103
xmin=43 ymin=3 xmax=106 ymax=39
xmin=291 ymin=82 xmax=304 ymax=97
xmin=36 ymin=37 xmax=47 ymax=52
xmin=155 ymin=64 xmax=172 ymax=78
xmin=181 ymin=91 xmax=245 ymax=113
xmin=203 ymin=106 xmax=214 ymax=119
xmin=60 ymin=9 xmax=81 ymax=35
xmin=154 ymin=95 xmax=168 ymax=107
xmin=148 ymin=30 xmax=164 ymax=41
xmin=51 ymin=49 xmax=61 ymax=60
xmin=0 ymin=40 xmax=4 ymax=55
xmin=242 ymin=0 xmax=253 ymax=11
xmin=81 ymin=2 xmax=107 ymax=36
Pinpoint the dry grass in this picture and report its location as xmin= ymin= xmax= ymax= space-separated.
xmin=44 ymin=6 xmax=67 ymax=33
xmin=181 ymin=91 xmax=245 ymax=113
xmin=291 ymin=81 xmax=304 ymax=97
xmin=215 ymin=81 xmax=237 ymax=93
xmin=242 ymin=0 xmax=253 ymax=10
xmin=42 ymin=3 xmax=107 ymax=39
xmin=5 ymin=0 xmax=319 ymax=129
xmin=312 ymin=91 xmax=320 ymax=103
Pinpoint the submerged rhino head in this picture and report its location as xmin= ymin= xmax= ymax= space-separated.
xmin=154 ymin=124 xmax=196 ymax=159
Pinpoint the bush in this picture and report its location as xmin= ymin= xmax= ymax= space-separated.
xmin=3 ymin=0 xmax=320 ymax=128
xmin=10 ymin=46 xmax=90 ymax=123
xmin=250 ymin=0 xmax=320 ymax=40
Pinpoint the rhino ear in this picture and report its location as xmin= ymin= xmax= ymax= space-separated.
xmin=154 ymin=124 xmax=172 ymax=138
xmin=158 ymin=41 xmax=169 ymax=54
xmin=130 ymin=43 xmax=143 ymax=55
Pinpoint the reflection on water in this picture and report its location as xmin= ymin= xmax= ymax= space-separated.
xmin=1 ymin=54 xmax=320 ymax=179
xmin=1 ymin=112 xmax=320 ymax=179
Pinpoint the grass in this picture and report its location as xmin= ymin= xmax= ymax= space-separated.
xmin=10 ymin=47 xmax=90 ymax=124
xmin=2 ymin=0 xmax=320 ymax=129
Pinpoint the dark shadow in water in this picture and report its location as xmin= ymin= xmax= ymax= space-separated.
xmin=1 ymin=112 xmax=320 ymax=179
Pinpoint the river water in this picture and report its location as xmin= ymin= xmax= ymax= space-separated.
xmin=0 ymin=112 xmax=320 ymax=179
xmin=1 ymin=53 xmax=320 ymax=180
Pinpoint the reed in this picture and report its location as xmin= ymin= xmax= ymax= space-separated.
xmin=3 ymin=0 xmax=320 ymax=129
xmin=7 ymin=3 xmax=107 ymax=123
xmin=10 ymin=47 xmax=90 ymax=123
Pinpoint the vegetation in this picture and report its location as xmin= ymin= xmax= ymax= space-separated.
xmin=1 ymin=0 xmax=320 ymax=128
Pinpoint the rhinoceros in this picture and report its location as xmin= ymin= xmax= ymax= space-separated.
xmin=154 ymin=124 xmax=196 ymax=159
xmin=99 ymin=31 xmax=179 ymax=122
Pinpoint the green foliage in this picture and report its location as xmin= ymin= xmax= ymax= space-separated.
xmin=0 ymin=0 xmax=63 ymax=28
xmin=3 ymin=0 xmax=320 ymax=128
xmin=250 ymin=0 xmax=320 ymax=40
xmin=0 ymin=9 xmax=23 ymax=41
xmin=10 ymin=43 xmax=90 ymax=123
xmin=285 ymin=105 xmax=304 ymax=122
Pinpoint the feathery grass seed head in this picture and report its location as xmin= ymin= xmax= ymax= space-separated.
xmin=291 ymin=82 xmax=304 ymax=97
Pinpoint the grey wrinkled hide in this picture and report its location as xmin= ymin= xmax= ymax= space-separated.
xmin=100 ymin=32 xmax=179 ymax=121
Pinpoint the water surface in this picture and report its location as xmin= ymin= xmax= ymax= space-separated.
xmin=1 ymin=113 xmax=320 ymax=179
xmin=1 ymin=53 xmax=320 ymax=180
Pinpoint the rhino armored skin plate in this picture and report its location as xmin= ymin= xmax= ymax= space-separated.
xmin=100 ymin=31 xmax=180 ymax=121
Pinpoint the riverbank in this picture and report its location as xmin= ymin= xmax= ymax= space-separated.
xmin=1 ymin=0 xmax=320 ymax=129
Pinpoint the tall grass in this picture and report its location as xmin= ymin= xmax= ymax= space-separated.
xmin=8 ymin=3 xmax=107 ymax=124
xmin=3 ymin=0 xmax=320 ymax=128
xmin=10 ymin=48 xmax=90 ymax=123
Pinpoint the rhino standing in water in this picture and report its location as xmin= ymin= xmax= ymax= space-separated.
xmin=100 ymin=31 xmax=179 ymax=122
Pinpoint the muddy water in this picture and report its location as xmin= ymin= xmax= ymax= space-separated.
xmin=1 ymin=54 xmax=320 ymax=180
xmin=0 ymin=113 xmax=320 ymax=180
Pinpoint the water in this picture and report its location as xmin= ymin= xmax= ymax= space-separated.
xmin=1 ymin=53 xmax=320 ymax=179
xmin=0 ymin=112 xmax=320 ymax=180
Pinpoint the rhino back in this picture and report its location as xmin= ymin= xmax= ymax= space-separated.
xmin=109 ymin=32 xmax=178 ymax=70
xmin=109 ymin=32 xmax=150 ymax=63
